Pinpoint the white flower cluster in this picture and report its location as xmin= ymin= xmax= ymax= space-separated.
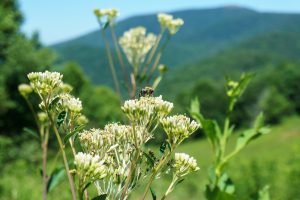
xmin=79 ymin=124 xmax=138 ymax=195
xmin=174 ymin=153 xmax=199 ymax=177
xmin=119 ymin=26 xmax=157 ymax=70
xmin=94 ymin=8 xmax=119 ymax=21
xmin=158 ymin=13 xmax=184 ymax=35
xmin=27 ymin=71 xmax=63 ymax=97
xmin=75 ymin=152 xmax=107 ymax=183
xmin=59 ymin=93 xmax=82 ymax=113
xmin=161 ymin=115 xmax=200 ymax=145
xmin=122 ymin=95 xmax=173 ymax=127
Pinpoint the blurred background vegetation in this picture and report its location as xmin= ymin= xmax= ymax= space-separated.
xmin=0 ymin=0 xmax=300 ymax=199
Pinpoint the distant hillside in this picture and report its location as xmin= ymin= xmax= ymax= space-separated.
xmin=51 ymin=6 xmax=300 ymax=86
xmin=159 ymin=31 xmax=300 ymax=99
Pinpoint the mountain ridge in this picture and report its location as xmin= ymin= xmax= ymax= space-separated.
xmin=51 ymin=7 xmax=300 ymax=87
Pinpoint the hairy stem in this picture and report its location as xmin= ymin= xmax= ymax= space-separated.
xmin=141 ymin=150 xmax=173 ymax=200
xmin=46 ymin=111 xmax=77 ymax=200
xmin=41 ymin=126 xmax=49 ymax=200
xmin=161 ymin=176 xmax=178 ymax=200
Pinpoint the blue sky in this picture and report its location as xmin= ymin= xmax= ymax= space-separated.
xmin=19 ymin=0 xmax=299 ymax=45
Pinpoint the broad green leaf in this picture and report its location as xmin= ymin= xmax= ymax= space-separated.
xmin=235 ymin=113 xmax=270 ymax=151
xmin=47 ymin=167 xmax=65 ymax=193
xmin=254 ymin=112 xmax=265 ymax=131
xmin=150 ymin=187 xmax=157 ymax=200
xmin=205 ymin=185 xmax=235 ymax=200
xmin=189 ymin=98 xmax=204 ymax=123
xmin=56 ymin=111 xmax=66 ymax=127
xmin=258 ymin=185 xmax=270 ymax=200
xmin=92 ymin=194 xmax=107 ymax=200
xmin=202 ymin=119 xmax=221 ymax=148
xmin=23 ymin=127 xmax=39 ymax=140
xmin=218 ymin=173 xmax=235 ymax=195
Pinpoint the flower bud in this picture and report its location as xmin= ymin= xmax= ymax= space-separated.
xmin=18 ymin=84 xmax=33 ymax=97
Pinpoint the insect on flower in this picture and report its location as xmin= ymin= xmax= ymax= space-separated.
xmin=139 ymin=86 xmax=154 ymax=97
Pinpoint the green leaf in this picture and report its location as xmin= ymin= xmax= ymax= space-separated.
xmin=56 ymin=111 xmax=66 ymax=127
xmin=143 ymin=151 xmax=155 ymax=168
xmin=175 ymin=178 xmax=185 ymax=186
xmin=23 ymin=127 xmax=40 ymax=140
xmin=202 ymin=119 xmax=221 ymax=149
xmin=102 ymin=22 xmax=110 ymax=30
xmin=189 ymin=98 xmax=204 ymax=123
xmin=258 ymin=185 xmax=270 ymax=200
xmin=205 ymin=185 xmax=235 ymax=200
xmin=254 ymin=112 xmax=265 ymax=131
xmin=49 ymin=96 xmax=59 ymax=110
xmin=92 ymin=194 xmax=107 ymax=200
xmin=47 ymin=167 xmax=65 ymax=193
xmin=235 ymin=113 xmax=270 ymax=151
xmin=82 ymin=182 xmax=91 ymax=193
xmin=63 ymin=124 xmax=85 ymax=144
xmin=150 ymin=187 xmax=157 ymax=200
xmin=218 ymin=173 xmax=235 ymax=195
xmin=152 ymin=76 xmax=162 ymax=90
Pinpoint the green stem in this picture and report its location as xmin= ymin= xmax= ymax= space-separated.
xmin=141 ymin=31 xmax=163 ymax=76
xmin=110 ymin=26 xmax=130 ymax=93
xmin=141 ymin=149 xmax=174 ymax=200
xmin=120 ymin=124 xmax=139 ymax=199
xmin=24 ymin=97 xmax=40 ymax=132
xmin=97 ymin=19 xmax=122 ymax=102
xmin=46 ymin=110 xmax=77 ymax=200
xmin=161 ymin=176 xmax=178 ymax=200
xmin=41 ymin=125 xmax=49 ymax=200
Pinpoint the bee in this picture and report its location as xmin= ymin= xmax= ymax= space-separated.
xmin=139 ymin=87 xmax=154 ymax=97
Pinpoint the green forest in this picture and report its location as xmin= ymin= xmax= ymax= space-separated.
xmin=0 ymin=1 xmax=300 ymax=200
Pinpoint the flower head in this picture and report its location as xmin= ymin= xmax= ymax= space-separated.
xmin=59 ymin=93 xmax=82 ymax=113
xmin=122 ymin=95 xmax=173 ymax=127
xmin=27 ymin=71 xmax=63 ymax=97
xmin=161 ymin=115 xmax=200 ymax=145
xmin=174 ymin=153 xmax=199 ymax=177
xmin=157 ymin=13 xmax=184 ymax=35
xmin=76 ymin=115 xmax=89 ymax=125
xmin=75 ymin=152 xmax=107 ymax=183
xmin=94 ymin=8 xmax=119 ymax=23
xmin=119 ymin=27 xmax=156 ymax=71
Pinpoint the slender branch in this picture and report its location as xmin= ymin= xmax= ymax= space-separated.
xmin=130 ymin=73 xmax=137 ymax=99
xmin=24 ymin=97 xmax=40 ymax=131
xmin=96 ymin=19 xmax=122 ymax=101
xmin=110 ymin=25 xmax=130 ymax=92
xmin=141 ymin=31 xmax=164 ymax=76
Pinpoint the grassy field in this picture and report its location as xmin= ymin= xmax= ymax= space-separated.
xmin=1 ymin=116 xmax=300 ymax=200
